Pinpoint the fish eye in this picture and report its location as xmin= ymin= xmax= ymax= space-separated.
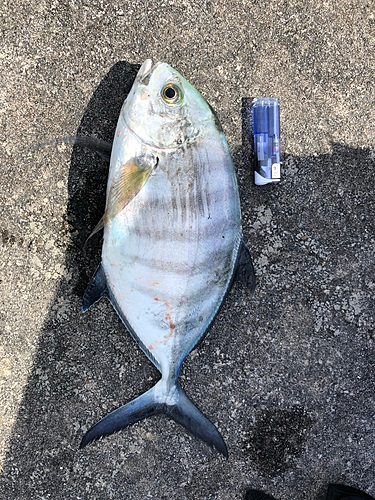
xmin=162 ymin=83 xmax=183 ymax=105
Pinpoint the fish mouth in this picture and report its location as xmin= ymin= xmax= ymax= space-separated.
xmin=138 ymin=59 xmax=160 ymax=85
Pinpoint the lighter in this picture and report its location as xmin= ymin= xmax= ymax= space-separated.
xmin=253 ymin=97 xmax=281 ymax=185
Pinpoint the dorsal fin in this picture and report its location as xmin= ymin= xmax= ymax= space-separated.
xmin=82 ymin=264 xmax=108 ymax=312
xmin=234 ymin=237 xmax=256 ymax=294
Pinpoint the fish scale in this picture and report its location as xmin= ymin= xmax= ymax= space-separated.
xmin=80 ymin=60 xmax=256 ymax=456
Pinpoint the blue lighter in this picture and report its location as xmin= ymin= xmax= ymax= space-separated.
xmin=253 ymin=97 xmax=281 ymax=185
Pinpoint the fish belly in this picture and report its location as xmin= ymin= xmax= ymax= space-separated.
xmin=102 ymin=130 xmax=241 ymax=376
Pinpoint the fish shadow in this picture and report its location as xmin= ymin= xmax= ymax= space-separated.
xmin=69 ymin=61 xmax=140 ymax=290
xmin=0 ymin=61 xmax=159 ymax=497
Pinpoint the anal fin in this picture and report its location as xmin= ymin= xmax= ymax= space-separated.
xmin=82 ymin=264 xmax=108 ymax=312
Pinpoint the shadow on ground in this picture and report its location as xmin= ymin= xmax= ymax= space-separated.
xmin=0 ymin=64 xmax=374 ymax=499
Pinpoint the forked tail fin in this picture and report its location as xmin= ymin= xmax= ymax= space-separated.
xmin=80 ymin=380 xmax=228 ymax=457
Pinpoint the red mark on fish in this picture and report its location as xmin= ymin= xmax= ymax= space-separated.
xmin=165 ymin=311 xmax=175 ymax=330
xmin=148 ymin=297 xmax=176 ymax=351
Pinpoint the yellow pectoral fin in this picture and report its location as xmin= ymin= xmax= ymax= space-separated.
xmin=83 ymin=154 xmax=158 ymax=252
xmin=84 ymin=217 xmax=105 ymax=252
xmin=104 ymin=154 xmax=158 ymax=225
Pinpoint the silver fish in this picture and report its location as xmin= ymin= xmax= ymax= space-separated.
xmin=80 ymin=60 xmax=255 ymax=456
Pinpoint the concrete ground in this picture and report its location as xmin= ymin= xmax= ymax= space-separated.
xmin=0 ymin=1 xmax=374 ymax=499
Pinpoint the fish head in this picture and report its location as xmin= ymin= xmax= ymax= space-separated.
xmin=123 ymin=59 xmax=214 ymax=149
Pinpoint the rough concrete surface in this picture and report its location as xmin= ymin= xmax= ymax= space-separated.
xmin=0 ymin=1 xmax=374 ymax=499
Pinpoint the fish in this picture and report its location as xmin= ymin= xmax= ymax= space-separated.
xmin=80 ymin=59 xmax=256 ymax=457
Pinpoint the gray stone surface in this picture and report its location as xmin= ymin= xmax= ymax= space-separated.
xmin=0 ymin=1 xmax=374 ymax=499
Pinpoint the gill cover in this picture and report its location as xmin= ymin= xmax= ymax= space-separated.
xmin=123 ymin=61 xmax=212 ymax=149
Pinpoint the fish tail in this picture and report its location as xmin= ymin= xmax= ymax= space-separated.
xmin=165 ymin=381 xmax=228 ymax=458
xmin=80 ymin=384 xmax=160 ymax=449
xmin=80 ymin=380 xmax=228 ymax=457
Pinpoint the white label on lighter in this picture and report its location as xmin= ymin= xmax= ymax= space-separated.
xmin=272 ymin=163 xmax=281 ymax=180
